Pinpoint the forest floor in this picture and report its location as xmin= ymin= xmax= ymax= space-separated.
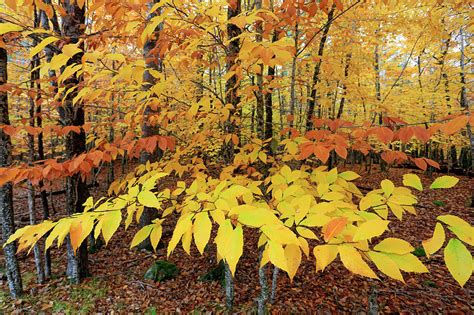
xmin=1 ymin=163 xmax=473 ymax=313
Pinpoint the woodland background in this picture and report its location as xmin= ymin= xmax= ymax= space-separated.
xmin=0 ymin=0 xmax=472 ymax=312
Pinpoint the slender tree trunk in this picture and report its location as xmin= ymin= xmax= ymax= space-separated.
xmin=28 ymin=31 xmax=45 ymax=283
xmin=39 ymin=6 xmax=57 ymax=278
xmin=289 ymin=23 xmax=299 ymax=131
xmin=336 ymin=53 xmax=351 ymax=119
xmin=0 ymin=46 xmax=23 ymax=299
xmin=459 ymin=27 xmax=474 ymax=205
xmin=373 ymin=29 xmax=383 ymax=125
xmin=60 ymin=0 xmax=89 ymax=284
xmin=257 ymin=250 xmax=269 ymax=314
xmin=223 ymin=0 xmax=242 ymax=164
xmin=306 ymin=5 xmax=336 ymax=130
xmin=224 ymin=261 xmax=234 ymax=310
xmin=270 ymin=266 xmax=279 ymax=304
xmin=138 ymin=0 xmax=164 ymax=243
xmin=254 ymin=0 xmax=265 ymax=140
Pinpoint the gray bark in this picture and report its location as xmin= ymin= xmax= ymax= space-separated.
xmin=257 ymin=250 xmax=268 ymax=315
xmin=138 ymin=0 xmax=164 ymax=247
xmin=60 ymin=0 xmax=89 ymax=284
xmin=224 ymin=261 xmax=234 ymax=310
xmin=222 ymin=0 xmax=242 ymax=164
xmin=28 ymin=40 xmax=44 ymax=283
xmin=270 ymin=266 xmax=279 ymax=304
xmin=0 ymin=46 xmax=23 ymax=298
xmin=254 ymin=0 xmax=265 ymax=140
xmin=306 ymin=5 xmax=336 ymax=130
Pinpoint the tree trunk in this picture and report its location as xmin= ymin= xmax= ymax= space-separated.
xmin=289 ymin=23 xmax=299 ymax=132
xmin=306 ymin=5 xmax=336 ymax=130
xmin=138 ymin=0 xmax=164 ymax=247
xmin=254 ymin=0 xmax=264 ymax=140
xmin=336 ymin=53 xmax=351 ymax=119
xmin=28 ymin=31 xmax=44 ymax=283
xmin=0 ymin=46 xmax=23 ymax=299
xmin=222 ymin=0 xmax=242 ymax=164
xmin=60 ymin=0 xmax=89 ymax=284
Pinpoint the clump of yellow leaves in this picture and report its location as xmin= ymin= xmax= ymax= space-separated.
xmin=6 ymin=163 xmax=472 ymax=287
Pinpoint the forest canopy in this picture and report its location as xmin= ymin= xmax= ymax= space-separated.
xmin=0 ymin=0 xmax=472 ymax=312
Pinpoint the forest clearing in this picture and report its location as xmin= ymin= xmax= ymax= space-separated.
xmin=0 ymin=0 xmax=472 ymax=313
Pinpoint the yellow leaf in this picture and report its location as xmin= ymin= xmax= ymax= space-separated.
xmin=150 ymin=224 xmax=163 ymax=251
xmin=353 ymin=220 xmax=389 ymax=241
xmin=101 ymin=211 xmax=121 ymax=245
xmin=359 ymin=194 xmax=384 ymax=211
xmin=402 ymin=174 xmax=423 ymax=191
xmin=193 ymin=212 xmax=212 ymax=254
xmin=130 ymin=225 xmax=153 ymax=248
xmin=215 ymin=219 xmax=233 ymax=259
xmin=384 ymin=253 xmax=428 ymax=273
xmin=338 ymin=245 xmax=378 ymax=279
xmin=137 ymin=190 xmax=161 ymax=208
xmin=238 ymin=207 xmax=279 ymax=227
xmin=50 ymin=54 xmax=70 ymax=71
xmin=339 ymin=171 xmax=360 ymax=181
xmin=44 ymin=220 xmax=71 ymax=250
xmin=422 ymin=223 xmax=445 ymax=257
xmin=368 ymin=251 xmax=404 ymax=282
xmin=300 ymin=214 xmax=331 ymax=227
xmin=296 ymin=226 xmax=318 ymax=239
xmin=448 ymin=225 xmax=474 ymax=246
xmin=381 ymin=179 xmax=394 ymax=197
xmin=430 ymin=176 xmax=459 ymax=189
xmin=298 ymin=236 xmax=309 ymax=257
xmin=437 ymin=215 xmax=470 ymax=227
xmin=444 ymin=238 xmax=472 ymax=287
xmin=321 ymin=191 xmax=345 ymax=201
xmin=29 ymin=36 xmax=59 ymax=58
xmin=226 ymin=225 xmax=243 ymax=276
xmin=167 ymin=214 xmax=192 ymax=256
xmin=261 ymin=224 xmax=299 ymax=245
xmin=268 ymin=240 xmax=288 ymax=272
xmin=0 ymin=22 xmax=23 ymax=35
xmin=313 ymin=245 xmax=338 ymax=272
xmin=285 ymin=244 xmax=301 ymax=281
xmin=374 ymin=237 xmax=414 ymax=255
xmin=62 ymin=44 xmax=82 ymax=57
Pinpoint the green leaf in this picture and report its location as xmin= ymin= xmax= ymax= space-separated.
xmin=430 ymin=176 xmax=459 ymax=189
xmin=402 ymin=174 xmax=423 ymax=191
xmin=444 ymin=238 xmax=472 ymax=287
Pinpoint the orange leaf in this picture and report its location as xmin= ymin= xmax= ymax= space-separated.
xmin=314 ymin=145 xmax=330 ymax=163
xmin=323 ymin=217 xmax=348 ymax=242
xmin=413 ymin=158 xmax=427 ymax=171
